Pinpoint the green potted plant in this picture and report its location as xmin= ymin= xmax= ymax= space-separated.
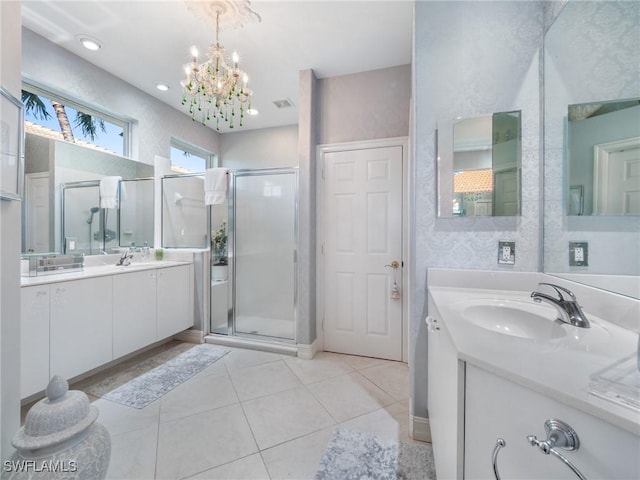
xmin=211 ymin=221 xmax=228 ymax=281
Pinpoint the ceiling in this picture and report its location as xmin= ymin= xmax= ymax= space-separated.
xmin=21 ymin=0 xmax=414 ymax=133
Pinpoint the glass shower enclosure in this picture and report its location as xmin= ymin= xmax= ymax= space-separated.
xmin=61 ymin=181 xmax=119 ymax=254
xmin=211 ymin=168 xmax=297 ymax=342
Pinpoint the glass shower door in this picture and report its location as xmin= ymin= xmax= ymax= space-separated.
xmin=233 ymin=169 xmax=296 ymax=341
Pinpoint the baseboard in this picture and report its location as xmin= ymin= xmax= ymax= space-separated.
xmin=297 ymin=338 xmax=320 ymax=359
xmin=174 ymin=329 xmax=204 ymax=344
xmin=410 ymin=415 xmax=432 ymax=443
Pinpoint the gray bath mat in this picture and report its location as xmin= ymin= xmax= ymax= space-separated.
xmin=86 ymin=344 xmax=229 ymax=409
xmin=315 ymin=427 xmax=436 ymax=480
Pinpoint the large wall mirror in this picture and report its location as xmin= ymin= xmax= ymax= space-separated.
xmin=544 ymin=0 xmax=640 ymax=298
xmin=22 ymin=132 xmax=154 ymax=255
xmin=437 ymin=110 xmax=521 ymax=217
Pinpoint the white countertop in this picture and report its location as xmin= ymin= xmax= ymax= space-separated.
xmin=428 ymin=286 xmax=640 ymax=436
xmin=21 ymin=260 xmax=192 ymax=287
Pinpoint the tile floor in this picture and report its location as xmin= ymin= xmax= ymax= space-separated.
xmin=29 ymin=342 xmax=424 ymax=479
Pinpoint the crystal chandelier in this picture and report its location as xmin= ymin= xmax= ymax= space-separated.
xmin=182 ymin=1 xmax=258 ymax=130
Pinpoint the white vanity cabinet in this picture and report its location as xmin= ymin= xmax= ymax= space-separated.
xmin=156 ymin=264 xmax=192 ymax=340
xmin=20 ymin=285 xmax=50 ymax=398
xmin=465 ymin=363 xmax=640 ymax=479
xmin=113 ymin=269 xmax=157 ymax=358
xmin=49 ymin=276 xmax=113 ymax=380
xmin=20 ymin=262 xmax=194 ymax=399
xmin=427 ymin=315 xmax=464 ymax=480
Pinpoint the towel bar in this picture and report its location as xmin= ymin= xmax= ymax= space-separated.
xmin=492 ymin=438 xmax=506 ymax=480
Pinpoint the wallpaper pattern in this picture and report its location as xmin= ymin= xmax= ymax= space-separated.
xmin=412 ymin=0 xmax=544 ymax=418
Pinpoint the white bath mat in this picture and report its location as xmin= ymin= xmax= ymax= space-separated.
xmin=314 ymin=427 xmax=436 ymax=480
xmin=86 ymin=344 xmax=229 ymax=409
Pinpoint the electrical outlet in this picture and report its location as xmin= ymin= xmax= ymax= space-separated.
xmin=569 ymin=241 xmax=588 ymax=267
xmin=498 ymin=241 xmax=515 ymax=265
xmin=574 ymin=247 xmax=584 ymax=262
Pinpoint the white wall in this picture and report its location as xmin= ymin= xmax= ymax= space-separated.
xmin=220 ymin=125 xmax=298 ymax=170
xmin=22 ymin=28 xmax=219 ymax=167
xmin=317 ymin=65 xmax=411 ymax=145
xmin=412 ymin=1 xmax=544 ymax=419
xmin=0 ymin=0 xmax=23 ymax=461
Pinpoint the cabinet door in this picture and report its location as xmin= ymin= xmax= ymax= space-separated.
xmin=156 ymin=265 xmax=192 ymax=340
xmin=113 ymin=270 xmax=157 ymax=358
xmin=465 ymin=364 xmax=640 ymax=479
xmin=50 ymin=276 xmax=113 ymax=380
xmin=20 ymin=285 xmax=50 ymax=398
xmin=427 ymin=313 xmax=465 ymax=480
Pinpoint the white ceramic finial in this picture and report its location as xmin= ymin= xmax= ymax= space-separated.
xmin=45 ymin=375 xmax=69 ymax=402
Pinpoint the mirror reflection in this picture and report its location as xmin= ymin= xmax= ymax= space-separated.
xmin=22 ymin=133 xmax=154 ymax=255
xmin=567 ymin=98 xmax=640 ymax=216
xmin=439 ymin=110 xmax=521 ymax=217
xmin=543 ymin=0 xmax=639 ymax=297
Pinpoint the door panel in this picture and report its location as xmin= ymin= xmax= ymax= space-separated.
xmin=323 ymin=145 xmax=403 ymax=360
xmin=25 ymin=174 xmax=50 ymax=253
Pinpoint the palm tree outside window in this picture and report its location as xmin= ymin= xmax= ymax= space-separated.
xmin=22 ymin=85 xmax=130 ymax=156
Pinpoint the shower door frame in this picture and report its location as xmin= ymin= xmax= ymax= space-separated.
xmin=224 ymin=167 xmax=299 ymax=343
xmin=61 ymin=180 xmax=120 ymax=255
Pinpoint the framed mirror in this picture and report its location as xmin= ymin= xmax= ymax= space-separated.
xmin=437 ymin=110 xmax=521 ymax=217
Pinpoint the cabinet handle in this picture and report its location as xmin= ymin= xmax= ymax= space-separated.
xmin=36 ymin=291 xmax=47 ymax=297
xmin=492 ymin=438 xmax=506 ymax=480
xmin=425 ymin=316 xmax=440 ymax=332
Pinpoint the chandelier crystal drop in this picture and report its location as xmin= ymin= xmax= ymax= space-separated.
xmin=181 ymin=10 xmax=253 ymax=130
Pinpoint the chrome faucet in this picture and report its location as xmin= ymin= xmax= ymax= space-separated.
xmin=116 ymin=249 xmax=133 ymax=266
xmin=531 ymin=283 xmax=590 ymax=328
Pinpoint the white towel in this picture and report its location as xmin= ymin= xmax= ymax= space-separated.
xmin=100 ymin=176 xmax=122 ymax=209
xmin=204 ymin=168 xmax=228 ymax=205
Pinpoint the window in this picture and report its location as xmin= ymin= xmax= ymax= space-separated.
xmin=170 ymin=138 xmax=215 ymax=173
xmin=22 ymin=84 xmax=130 ymax=157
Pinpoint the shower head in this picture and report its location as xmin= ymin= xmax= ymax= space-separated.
xmin=86 ymin=206 xmax=100 ymax=224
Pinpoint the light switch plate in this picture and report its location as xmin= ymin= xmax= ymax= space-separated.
xmin=569 ymin=241 xmax=588 ymax=267
xmin=498 ymin=241 xmax=515 ymax=265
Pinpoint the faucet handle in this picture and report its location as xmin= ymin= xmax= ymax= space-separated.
xmin=537 ymin=283 xmax=576 ymax=301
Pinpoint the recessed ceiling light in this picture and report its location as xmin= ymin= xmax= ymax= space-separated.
xmin=79 ymin=36 xmax=101 ymax=51
xmin=247 ymin=108 xmax=259 ymax=116
xmin=156 ymin=83 xmax=170 ymax=92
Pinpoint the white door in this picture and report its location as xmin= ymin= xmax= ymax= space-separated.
xmin=600 ymin=147 xmax=640 ymax=215
xmin=25 ymin=173 xmax=50 ymax=253
xmin=594 ymin=137 xmax=640 ymax=215
xmin=493 ymin=168 xmax=518 ymax=216
xmin=323 ymin=145 xmax=403 ymax=360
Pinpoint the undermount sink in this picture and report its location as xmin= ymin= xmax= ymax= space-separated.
xmin=455 ymin=298 xmax=566 ymax=340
